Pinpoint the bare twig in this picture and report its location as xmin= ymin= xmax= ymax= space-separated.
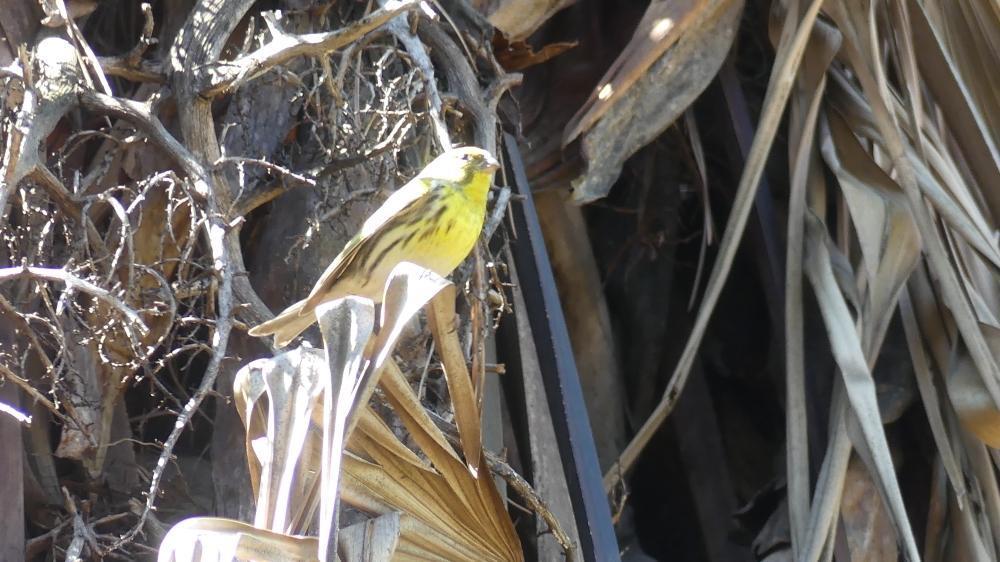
xmin=416 ymin=20 xmax=496 ymax=154
xmin=0 ymin=292 xmax=55 ymax=373
xmin=479 ymin=73 xmax=521 ymax=241
xmin=483 ymin=186 xmax=511 ymax=241
xmin=50 ymin=0 xmax=112 ymax=96
xmin=230 ymin=115 xmax=412 ymax=217
xmin=216 ymin=156 xmax=317 ymax=188
xmin=683 ymin=108 xmax=713 ymax=311
xmin=98 ymin=3 xmax=165 ymax=84
xmin=199 ymin=1 xmax=420 ymax=97
xmin=78 ymin=91 xmax=212 ymax=197
xmin=380 ymin=1 xmax=451 ymax=149
xmin=0 ymin=362 xmax=72 ymax=427
xmin=62 ymin=485 xmax=101 ymax=560
xmin=315 ymin=115 xmax=412 ymax=179
xmin=484 ymin=72 xmax=523 ymax=112
xmin=0 ymin=265 xmax=149 ymax=335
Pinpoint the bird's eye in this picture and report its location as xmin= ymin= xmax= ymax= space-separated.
xmin=460 ymin=154 xmax=469 ymax=161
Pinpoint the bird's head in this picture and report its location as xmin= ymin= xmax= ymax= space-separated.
xmin=421 ymin=146 xmax=500 ymax=186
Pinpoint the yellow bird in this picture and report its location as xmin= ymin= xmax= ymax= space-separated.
xmin=248 ymin=146 xmax=500 ymax=348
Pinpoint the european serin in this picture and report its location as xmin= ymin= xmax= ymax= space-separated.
xmin=248 ymin=146 xmax=500 ymax=348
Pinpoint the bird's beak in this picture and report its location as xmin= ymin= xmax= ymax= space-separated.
xmin=481 ymin=155 xmax=501 ymax=173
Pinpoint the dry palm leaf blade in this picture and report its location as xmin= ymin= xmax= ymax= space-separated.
xmin=481 ymin=0 xmax=579 ymax=42
xmin=163 ymin=262 xmax=522 ymax=561
xmin=157 ymin=517 xmax=320 ymax=562
xmin=562 ymin=0 xmax=743 ymax=203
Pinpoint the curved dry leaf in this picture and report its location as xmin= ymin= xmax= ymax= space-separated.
xmin=378 ymin=360 xmax=523 ymax=553
xmin=803 ymin=210 xmax=921 ymax=560
xmin=912 ymin=149 xmax=1000 ymax=272
xmin=907 ymin=262 xmax=960 ymax=390
xmin=313 ymin=296 xmax=378 ymax=561
xmin=945 ymin=230 xmax=1000 ymax=329
xmin=784 ymin=16 xmax=841 ymax=553
xmin=341 ymin=411 xmax=523 ymax=562
xmin=949 ymin=480 xmax=996 ymax=561
xmin=380 ymin=359 xmax=469 ymax=484
xmin=234 ymin=355 xmax=269 ymax=499
xmin=225 ymin=263 xmax=521 ymax=561
xmin=157 ymin=516 xmax=318 ymax=562
xmin=233 ymin=347 xmax=327 ymax=534
xmin=911 ymin=127 xmax=998 ymax=253
xmin=949 ymin=331 xmax=1000 ymax=448
xmin=898 ymin=288 xmax=967 ymax=505
xmin=426 ymin=283 xmax=483 ymax=476
xmin=800 ymin=384 xmax=853 ymax=562
xmin=821 ymin=109 xmax=922 ymax=348
xmin=563 ymin=0 xmax=710 ymax=145
xmin=910 ymin=0 xmax=1000 ymax=222
xmin=479 ymin=0 xmax=579 ymax=42
xmin=828 ymin=0 xmax=1000 ymax=446
xmin=565 ymin=0 xmax=742 ymax=203
xmin=827 ymin=69 xmax=1000 ymax=276
xmin=362 ymin=406 xmax=516 ymax=557
xmin=373 ymin=262 xmax=453 ymax=369
xmin=962 ymin=424 xmax=1000 ymax=551
xmin=493 ymin=34 xmax=578 ymax=72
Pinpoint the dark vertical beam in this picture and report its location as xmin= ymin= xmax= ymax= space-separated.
xmin=0 ymin=339 xmax=24 ymax=562
xmin=502 ymin=133 xmax=620 ymax=562
xmin=717 ymin=59 xmax=786 ymax=307
xmin=673 ymin=361 xmax=755 ymax=562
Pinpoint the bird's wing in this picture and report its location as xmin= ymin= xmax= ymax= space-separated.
xmin=300 ymin=175 xmax=432 ymax=312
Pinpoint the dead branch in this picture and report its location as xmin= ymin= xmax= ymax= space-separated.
xmin=198 ymin=1 xmax=420 ymax=98
xmin=379 ymin=2 xmax=451 ymax=149
xmin=0 ymin=32 xmax=81 ymax=226
xmin=0 ymin=293 xmax=56 ymax=376
xmin=0 ymin=265 xmax=149 ymax=334
xmin=78 ymin=91 xmax=211 ymax=195
xmin=231 ymin=111 xmax=412 ymax=217
xmin=0 ymin=1 xmax=525 ymax=557
xmin=416 ymin=20 xmax=493 ymax=152
xmin=115 ymin=0 xmax=325 ymax=547
xmin=0 ymin=362 xmax=72 ymax=428
xmin=97 ymin=3 xmax=165 ymax=84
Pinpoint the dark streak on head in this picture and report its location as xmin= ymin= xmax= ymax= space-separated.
xmin=459 ymin=166 xmax=475 ymax=187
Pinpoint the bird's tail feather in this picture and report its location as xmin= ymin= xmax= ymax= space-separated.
xmin=247 ymin=299 xmax=316 ymax=348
